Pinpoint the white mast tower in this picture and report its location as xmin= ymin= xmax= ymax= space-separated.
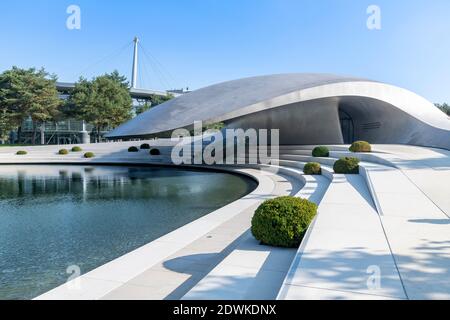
xmin=131 ymin=37 xmax=139 ymax=89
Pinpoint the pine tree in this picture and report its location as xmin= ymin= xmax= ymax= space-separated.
xmin=0 ymin=67 xmax=61 ymax=144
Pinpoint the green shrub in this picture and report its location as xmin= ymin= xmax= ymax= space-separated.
xmin=16 ymin=150 xmax=27 ymax=155
xmin=251 ymin=196 xmax=318 ymax=248
xmin=84 ymin=152 xmax=95 ymax=159
xmin=303 ymin=162 xmax=322 ymax=175
xmin=349 ymin=141 xmax=372 ymax=153
xmin=333 ymin=157 xmax=360 ymax=174
xmin=312 ymin=146 xmax=330 ymax=158
xmin=203 ymin=122 xmax=225 ymax=132
xmin=72 ymin=146 xmax=82 ymax=152
xmin=149 ymin=148 xmax=161 ymax=156
xmin=58 ymin=149 xmax=69 ymax=155
xmin=140 ymin=143 xmax=151 ymax=150
xmin=128 ymin=146 xmax=139 ymax=152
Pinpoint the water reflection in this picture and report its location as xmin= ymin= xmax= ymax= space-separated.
xmin=0 ymin=166 xmax=252 ymax=203
xmin=0 ymin=165 xmax=257 ymax=300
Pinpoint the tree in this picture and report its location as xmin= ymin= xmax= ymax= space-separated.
xmin=0 ymin=70 xmax=22 ymax=142
xmin=0 ymin=67 xmax=61 ymax=144
xmin=105 ymin=70 xmax=129 ymax=88
xmin=66 ymin=71 xmax=133 ymax=142
xmin=26 ymin=72 xmax=61 ymax=144
xmin=0 ymin=109 xmax=16 ymax=142
xmin=61 ymin=77 xmax=90 ymax=119
xmin=435 ymin=103 xmax=450 ymax=116
xmin=135 ymin=101 xmax=151 ymax=115
xmin=135 ymin=94 xmax=174 ymax=115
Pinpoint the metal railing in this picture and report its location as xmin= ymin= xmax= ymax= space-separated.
xmin=21 ymin=119 xmax=94 ymax=133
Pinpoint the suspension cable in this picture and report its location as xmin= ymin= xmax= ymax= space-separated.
xmin=75 ymin=40 xmax=133 ymax=79
xmin=138 ymin=43 xmax=181 ymax=89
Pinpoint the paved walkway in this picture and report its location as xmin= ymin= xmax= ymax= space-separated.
xmin=278 ymin=174 xmax=406 ymax=300
xmin=102 ymin=172 xmax=301 ymax=300
xmin=183 ymin=166 xmax=330 ymax=300
xmin=373 ymin=145 xmax=450 ymax=218
xmin=366 ymin=146 xmax=450 ymax=299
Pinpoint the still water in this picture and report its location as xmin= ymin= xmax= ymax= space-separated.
xmin=0 ymin=165 xmax=257 ymax=300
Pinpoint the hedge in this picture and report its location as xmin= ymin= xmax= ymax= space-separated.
xmin=333 ymin=157 xmax=360 ymax=174
xmin=312 ymin=146 xmax=330 ymax=158
xmin=59 ymin=149 xmax=69 ymax=155
xmin=149 ymin=148 xmax=161 ymax=156
xmin=349 ymin=141 xmax=372 ymax=153
xmin=251 ymin=196 xmax=318 ymax=248
xmin=303 ymin=162 xmax=322 ymax=175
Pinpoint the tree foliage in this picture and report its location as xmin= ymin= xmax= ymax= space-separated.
xmin=435 ymin=103 xmax=450 ymax=116
xmin=65 ymin=71 xmax=133 ymax=141
xmin=0 ymin=67 xmax=61 ymax=143
xmin=203 ymin=122 xmax=225 ymax=131
xmin=135 ymin=94 xmax=174 ymax=115
xmin=135 ymin=101 xmax=151 ymax=115
xmin=0 ymin=109 xmax=16 ymax=141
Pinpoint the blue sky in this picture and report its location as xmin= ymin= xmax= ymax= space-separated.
xmin=0 ymin=0 xmax=449 ymax=102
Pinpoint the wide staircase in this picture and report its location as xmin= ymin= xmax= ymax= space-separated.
xmin=183 ymin=145 xmax=450 ymax=300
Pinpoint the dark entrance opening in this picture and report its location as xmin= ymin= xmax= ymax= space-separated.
xmin=339 ymin=109 xmax=354 ymax=144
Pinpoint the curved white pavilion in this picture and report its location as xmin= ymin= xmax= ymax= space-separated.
xmin=2 ymin=74 xmax=448 ymax=301
xmin=107 ymin=73 xmax=450 ymax=149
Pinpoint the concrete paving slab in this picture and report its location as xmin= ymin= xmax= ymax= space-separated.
xmin=281 ymin=285 xmax=400 ymax=300
xmin=279 ymin=174 xmax=406 ymax=300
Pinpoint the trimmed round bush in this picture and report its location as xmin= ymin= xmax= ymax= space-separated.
xmin=251 ymin=196 xmax=318 ymax=248
xmin=72 ymin=146 xmax=82 ymax=152
xmin=333 ymin=157 xmax=360 ymax=174
xmin=349 ymin=141 xmax=372 ymax=153
xmin=58 ymin=149 xmax=69 ymax=155
xmin=128 ymin=146 xmax=139 ymax=153
xmin=16 ymin=150 xmax=27 ymax=155
xmin=312 ymin=146 xmax=330 ymax=158
xmin=140 ymin=143 xmax=151 ymax=150
xmin=303 ymin=162 xmax=322 ymax=175
xmin=84 ymin=152 xmax=95 ymax=159
xmin=149 ymin=148 xmax=161 ymax=156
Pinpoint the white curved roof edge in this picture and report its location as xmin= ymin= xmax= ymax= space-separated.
xmin=106 ymin=74 xmax=450 ymax=137
xmin=210 ymin=81 xmax=450 ymax=132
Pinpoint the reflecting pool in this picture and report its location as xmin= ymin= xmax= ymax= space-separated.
xmin=0 ymin=165 xmax=257 ymax=300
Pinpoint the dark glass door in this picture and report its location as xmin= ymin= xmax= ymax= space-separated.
xmin=339 ymin=110 xmax=354 ymax=144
